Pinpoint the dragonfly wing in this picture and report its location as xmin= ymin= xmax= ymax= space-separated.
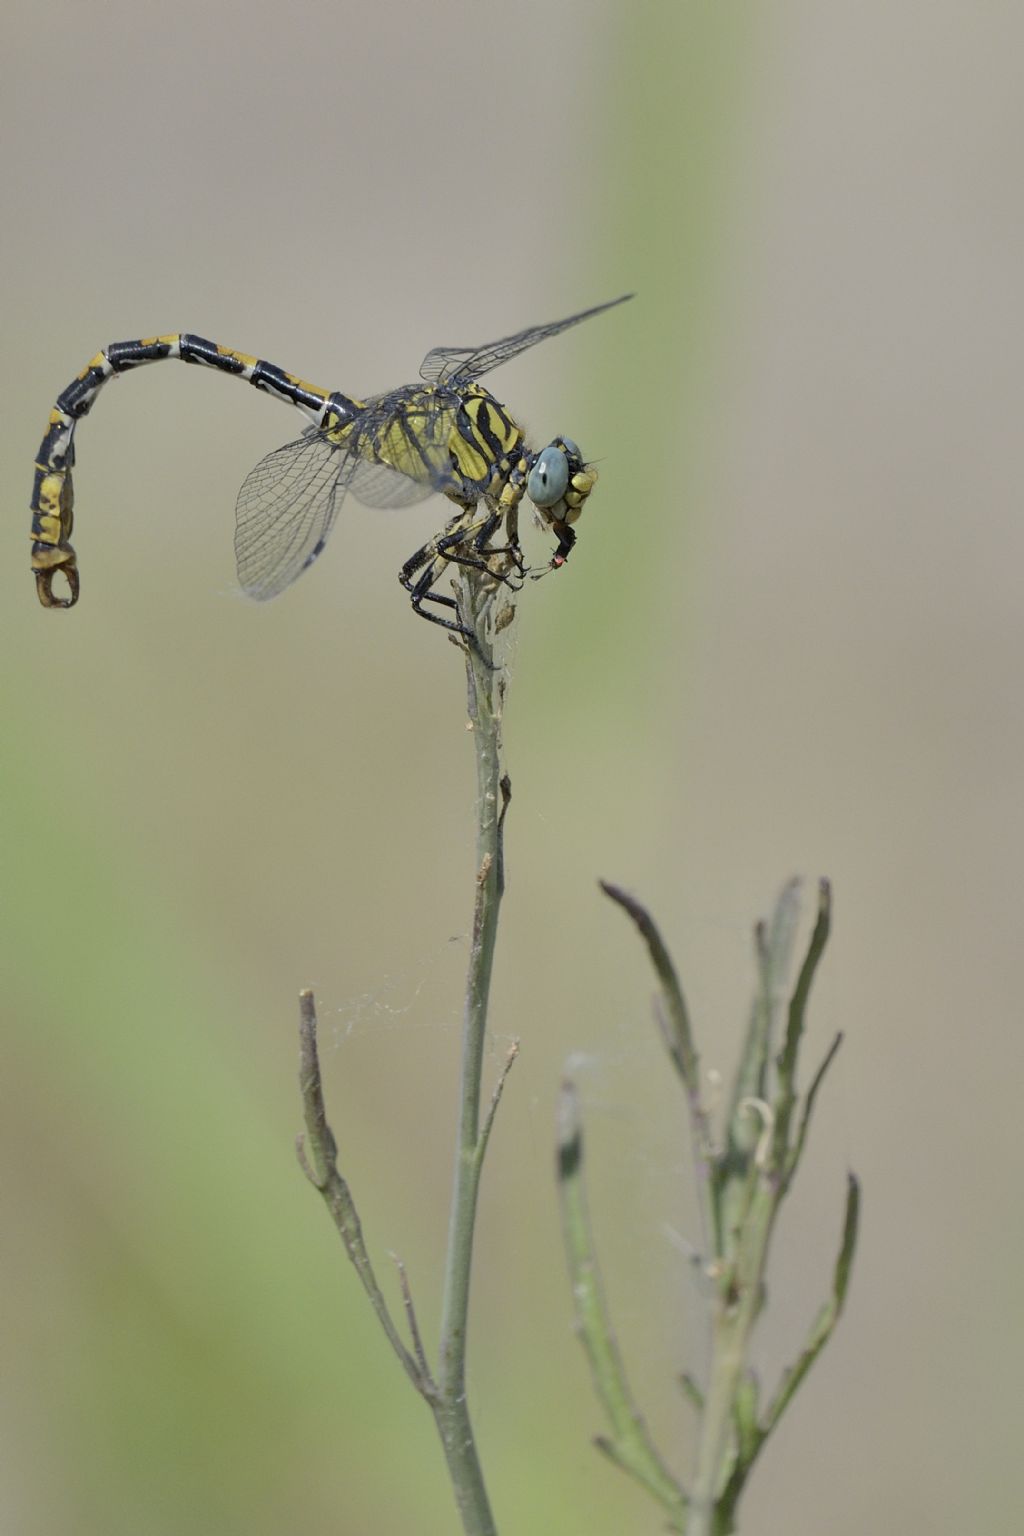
xmin=419 ymin=294 xmax=634 ymax=386
xmin=346 ymin=457 xmax=439 ymax=509
xmin=235 ymin=429 xmax=344 ymax=600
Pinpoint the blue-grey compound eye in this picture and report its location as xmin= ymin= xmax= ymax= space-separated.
xmin=560 ymin=436 xmax=581 ymax=460
xmin=527 ymin=444 xmax=570 ymax=507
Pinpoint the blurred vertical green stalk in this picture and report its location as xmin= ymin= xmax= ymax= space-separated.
xmin=558 ymin=880 xmax=859 ymax=1533
xmin=297 ymin=567 xmax=516 ymax=1536
xmin=565 ymin=3 xmax=759 ymax=688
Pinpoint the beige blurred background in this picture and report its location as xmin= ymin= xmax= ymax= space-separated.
xmin=2 ymin=2 xmax=1021 ymax=1532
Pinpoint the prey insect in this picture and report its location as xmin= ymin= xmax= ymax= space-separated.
xmin=29 ymin=295 xmax=631 ymax=641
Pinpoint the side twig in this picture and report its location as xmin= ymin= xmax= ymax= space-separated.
xmin=296 ymin=992 xmax=431 ymax=1398
xmin=556 ymin=1080 xmax=689 ymax=1530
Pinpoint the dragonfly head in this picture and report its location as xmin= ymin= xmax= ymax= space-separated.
xmin=526 ymin=437 xmax=597 ymax=564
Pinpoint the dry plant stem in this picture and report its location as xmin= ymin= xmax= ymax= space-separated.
xmin=432 ymin=571 xmax=514 ymax=1536
xmin=297 ymin=572 xmax=517 ymax=1536
xmin=584 ymin=879 xmax=857 ymax=1536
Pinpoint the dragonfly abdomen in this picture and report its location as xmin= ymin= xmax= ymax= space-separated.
xmin=30 ymin=333 xmax=361 ymax=607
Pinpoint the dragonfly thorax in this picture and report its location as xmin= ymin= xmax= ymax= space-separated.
xmin=447 ymin=382 xmax=525 ymax=497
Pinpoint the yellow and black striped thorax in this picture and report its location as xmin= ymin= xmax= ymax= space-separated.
xmin=316 ymin=376 xmax=528 ymax=503
xmin=342 ymin=379 xmax=525 ymax=503
xmin=449 ymin=383 xmax=524 ymax=490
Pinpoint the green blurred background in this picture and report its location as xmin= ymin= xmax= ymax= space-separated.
xmin=2 ymin=2 xmax=1021 ymax=1532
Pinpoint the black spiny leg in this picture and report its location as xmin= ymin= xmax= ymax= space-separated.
xmin=435 ymin=509 xmax=500 ymax=572
xmin=472 ymin=506 xmax=526 ymax=584
xmin=436 ymin=511 xmax=501 ymax=575
xmin=399 ymin=544 xmax=477 ymax=640
xmin=399 ymin=501 xmax=524 ymax=659
xmin=434 ymin=510 xmax=525 ymax=589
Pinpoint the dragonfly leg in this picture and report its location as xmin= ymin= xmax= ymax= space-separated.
xmin=399 ymin=537 xmax=503 ymax=667
xmin=399 ymin=544 xmax=477 ymax=641
xmin=434 ymin=510 xmax=525 ymax=589
xmin=471 ymin=509 xmax=526 ymax=579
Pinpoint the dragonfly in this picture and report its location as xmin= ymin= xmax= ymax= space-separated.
xmin=29 ymin=294 xmax=632 ymax=640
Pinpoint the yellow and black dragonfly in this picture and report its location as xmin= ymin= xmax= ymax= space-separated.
xmin=29 ymin=295 xmax=631 ymax=639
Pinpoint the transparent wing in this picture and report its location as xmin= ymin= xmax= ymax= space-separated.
xmin=346 ymin=457 xmax=439 ymax=509
xmin=419 ymin=293 xmax=634 ymax=386
xmin=234 ymin=429 xmax=345 ymax=601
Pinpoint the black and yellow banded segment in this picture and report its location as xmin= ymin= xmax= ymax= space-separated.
xmin=30 ymin=334 xmax=362 ymax=607
xmin=52 ymin=334 xmax=352 ymax=420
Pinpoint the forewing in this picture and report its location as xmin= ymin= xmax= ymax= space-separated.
xmin=419 ymin=294 xmax=634 ymax=386
xmin=234 ymin=429 xmax=344 ymax=600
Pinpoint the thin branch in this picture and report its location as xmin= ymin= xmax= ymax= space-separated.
xmin=556 ymin=1080 xmax=688 ymax=1528
xmin=476 ymin=1040 xmax=520 ymax=1165
xmin=781 ymin=878 xmax=833 ymax=1077
xmin=296 ymin=991 xmax=428 ymax=1397
xmin=716 ymin=1174 xmax=860 ymax=1528
xmin=761 ymin=1173 xmax=860 ymax=1436
xmin=599 ymin=882 xmax=699 ymax=1091
xmin=601 ymin=882 xmax=716 ymax=1260
xmin=297 ymin=571 xmax=518 ymax=1536
xmin=432 ymin=570 xmax=515 ymax=1536
xmin=785 ymin=1030 xmax=844 ymax=1188
xmin=392 ymin=1253 xmax=435 ymax=1394
xmin=717 ymin=881 xmax=802 ymax=1275
xmin=730 ymin=877 xmax=802 ymax=1139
